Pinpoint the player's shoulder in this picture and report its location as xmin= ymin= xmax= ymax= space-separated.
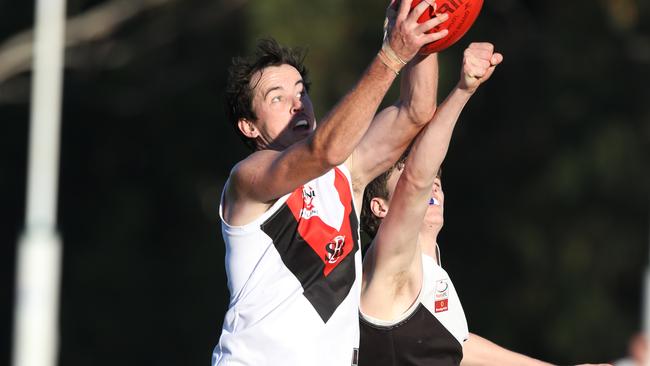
xmin=223 ymin=153 xmax=279 ymax=226
xmin=230 ymin=150 xmax=279 ymax=182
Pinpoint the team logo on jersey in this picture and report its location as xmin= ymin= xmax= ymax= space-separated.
xmin=434 ymin=279 xmax=449 ymax=313
xmin=325 ymin=235 xmax=346 ymax=264
xmin=300 ymin=185 xmax=318 ymax=219
xmin=261 ymin=168 xmax=359 ymax=323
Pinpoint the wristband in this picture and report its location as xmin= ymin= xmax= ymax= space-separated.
xmin=378 ymin=50 xmax=401 ymax=75
xmin=382 ymin=40 xmax=407 ymax=67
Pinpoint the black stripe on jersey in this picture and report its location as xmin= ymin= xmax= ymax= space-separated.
xmin=261 ymin=202 xmax=359 ymax=323
xmin=359 ymin=304 xmax=463 ymax=366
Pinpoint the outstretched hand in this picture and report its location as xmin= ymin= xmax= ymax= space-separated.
xmin=459 ymin=42 xmax=503 ymax=93
xmin=385 ymin=0 xmax=449 ymax=63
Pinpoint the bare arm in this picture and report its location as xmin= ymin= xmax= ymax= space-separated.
xmin=361 ymin=43 xmax=503 ymax=319
xmin=462 ymin=333 xmax=611 ymax=366
xmin=349 ymin=7 xmax=449 ymax=195
xmin=462 ymin=333 xmax=553 ymax=366
xmin=224 ymin=0 xmax=444 ymax=225
xmin=349 ymin=53 xmax=440 ymax=197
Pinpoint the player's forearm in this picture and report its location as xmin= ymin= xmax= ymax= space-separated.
xmin=403 ymin=85 xmax=471 ymax=188
xmin=461 ymin=333 xmax=554 ymax=366
xmin=399 ymin=53 xmax=439 ymax=125
xmin=374 ymin=85 xmax=471 ymax=271
xmin=347 ymin=54 xmax=441 ymax=189
xmin=310 ymin=54 xmax=399 ymax=167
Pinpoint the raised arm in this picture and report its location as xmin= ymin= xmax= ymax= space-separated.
xmin=349 ymin=53 xmax=440 ymax=197
xmin=361 ymin=43 xmax=503 ymax=318
xmin=348 ymin=3 xmax=449 ymax=196
xmin=224 ymin=0 xmax=447 ymax=225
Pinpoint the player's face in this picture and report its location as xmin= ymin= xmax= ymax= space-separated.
xmin=248 ymin=64 xmax=316 ymax=150
xmin=423 ymin=176 xmax=444 ymax=230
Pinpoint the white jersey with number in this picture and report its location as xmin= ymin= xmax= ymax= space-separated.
xmin=213 ymin=165 xmax=362 ymax=366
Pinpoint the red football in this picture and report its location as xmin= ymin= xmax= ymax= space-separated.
xmin=399 ymin=0 xmax=484 ymax=54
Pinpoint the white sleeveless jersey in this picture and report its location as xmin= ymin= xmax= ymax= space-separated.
xmin=359 ymin=253 xmax=469 ymax=366
xmin=419 ymin=254 xmax=469 ymax=345
xmin=213 ymin=166 xmax=362 ymax=366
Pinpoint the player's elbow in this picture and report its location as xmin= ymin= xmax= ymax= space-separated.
xmin=307 ymin=136 xmax=347 ymax=168
xmin=406 ymin=103 xmax=437 ymax=127
xmin=400 ymin=167 xmax=436 ymax=193
xmin=322 ymin=148 xmax=348 ymax=167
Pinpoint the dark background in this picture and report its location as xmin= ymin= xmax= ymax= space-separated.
xmin=1 ymin=0 xmax=649 ymax=365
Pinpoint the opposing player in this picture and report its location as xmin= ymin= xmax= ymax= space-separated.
xmin=359 ymin=41 xmax=501 ymax=365
xmin=359 ymin=43 xmax=611 ymax=366
xmin=213 ymin=1 xmax=450 ymax=365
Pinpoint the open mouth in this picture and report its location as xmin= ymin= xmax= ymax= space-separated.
xmin=292 ymin=119 xmax=311 ymax=132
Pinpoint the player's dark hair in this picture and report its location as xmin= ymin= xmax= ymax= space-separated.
xmin=361 ymin=155 xmax=408 ymax=240
xmin=224 ymin=38 xmax=311 ymax=151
